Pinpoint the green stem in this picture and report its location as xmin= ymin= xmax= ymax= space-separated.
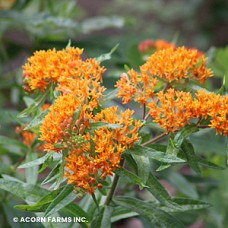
xmin=105 ymin=159 xmax=124 ymax=206
xmin=141 ymin=132 xmax=167 ymax=146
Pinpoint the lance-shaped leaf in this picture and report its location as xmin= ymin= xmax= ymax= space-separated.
xmin=44 ymin=184 xmax=76 ymax=217
xmin=180 ymin=139 xmax=201 ymax=174
xmin=114 ymin=196 xmax=185 ymax=227
xmin=111 ymin=206 xmax=138 ymax=223
xmin=132 ymin=154 xmax=151 ymax=184
xmin=90 ymin=206 xmax=113 ymax=228
xmin=124 ymin=145 xmax=185 ymax=164
xmin=19 ymin=152 xmax=61 ymax=168
xmin=160 ymin=198 xmax=211 ymax=212
xmin=115 ymin=167 xmax=148 ymax=189
xmin=24 ymin=109 xmax=49 ymax=130
xmin=17 ymin=86 xmax=51 ymax=118
xmin=96 ymin=43 xmax=119 ymax=62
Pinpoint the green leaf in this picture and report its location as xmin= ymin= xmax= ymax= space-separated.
xmin=0 ymin=162 xmax=14 ymax=174
xmin=166 ymin=171 xmax=198 ymax=199
xmin=24 ymin=109 xmax=49 ymax=130
xmin=45 ymin=184 xmax=77 ymax=217
xmin=115 ymin=167 xmax=147 ymax=189
xmin=96 ymin=43 xmax=119 ymax=63
xmin=15 ymin=185 xmax=90 ymax=226
xmin=132 ymin=154 xmax=150 ymax=184
xmin=66 ymin=39 xmax=71 ymax=48
xmin=0 ymin=135 xmax=28 ymax=151
xmin=18 ymin=152 xmax=61 ymax=168
xmin=17 ymin=87 xmax=51 ymax=118
xmin=0 ymin=179 xmax=49 ymax=202
xmin=197 ymin=157 xmax=224 ymax=170
xmin=161 ymin=198 xmax=211 ymax=212
xmin=89 ymin=121 xmax=122 ymax=130
xmin=15 ymin=186 xmax=65 ymax=212
xmin=111 ymin=206 xmax=138 ymax=223
xmin=114 ymin=196 xmax=185 ymax=227
xmin=146 ymin=173 xmax=172 ymax=204
xmin=181 ymin=139 xmax=201 ymax=174
xmin=41 ymin=162 xmax=61 ymax=185
xmin=25 ymin=152 xmax=38 ymax=185
xmin=82 ymin=16 xmax=124 ymax=33
xmin=124 ymin=154 xmax=138 ymax=173
xmin=173 ymin=124 xmax=199 ymax=153
xmin=125 ymin=145 xmax=185 ymax=163
xmin=90 ymin=206 xmax=113 ymax=228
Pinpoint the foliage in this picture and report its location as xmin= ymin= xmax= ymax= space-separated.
xmin=0 ymin=1 xmax=228 ymax=228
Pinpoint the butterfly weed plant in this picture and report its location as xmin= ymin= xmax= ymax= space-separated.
xmin=0 ymin=40 xmax=227 ymax=228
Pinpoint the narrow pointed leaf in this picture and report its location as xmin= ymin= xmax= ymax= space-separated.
xmin=181 ymin=139 xmax=201 ymax=174
xmin=167 ymin=171 xmax=198 ymax=199
xmin=96 ymin=43 xmax=119 ymax=62
xmin=45 ymin=184 xmax=77 ymax=217
xmin=114 ymin=196 xmax=185 ymax=227
xmin=25 ymin=152 xmax=38 ymax=185
xmin=125 ymin=145 xmax=185 ymax=163
xmin=90 ymin=206 xmax=113 ymax=228
xmin=132 ymin=154 xmax=150 ymax=184
xmin=115 ymin=167 xmax=147 ymax=189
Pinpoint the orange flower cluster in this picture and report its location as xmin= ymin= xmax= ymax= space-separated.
xmin=142 ymin=47 xmax=213 ymax=83
xmin=39 ymin=94 xmax=81 ymax=152
xmin=138 ymin=39 xmax=176 ymax=53
xmin=27 ymin=47 xmax=142 ymax=193
xmin=116 ymin=71 xmax=159 ymax=106
xmin=23 ymin=48 xmax=83 ymax=92
xmin=116 ymin=47 xmax=213 ymax=105
xmin=148 ymin=88 xmax=228 ymax=135
xmin=65 ymin=107 xmax=142 ymax=194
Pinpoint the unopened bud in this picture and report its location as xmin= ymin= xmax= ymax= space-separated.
xmin=97 ymin=183 xmax=103 ymax=189
xmin=76 ymin=119 xmax=81 ymax=127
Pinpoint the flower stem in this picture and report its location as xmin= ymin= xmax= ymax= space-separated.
xmin=105 ymin=159 xmax=124 ymax=206
xmin=141 ymin=132 xmax=167 ymax=146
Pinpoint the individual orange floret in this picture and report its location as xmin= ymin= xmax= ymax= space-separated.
xmin=22 ymin=47 xmax=83 ymax=92
xmin=142 ymin=47 xmax=213 ymax=83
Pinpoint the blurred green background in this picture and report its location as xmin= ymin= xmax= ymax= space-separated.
xmin=0 ymin=0 xmax=228 ymax=227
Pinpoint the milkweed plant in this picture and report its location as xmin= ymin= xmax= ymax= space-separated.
xmin=1 ymin=39 xmax=228 ymax=228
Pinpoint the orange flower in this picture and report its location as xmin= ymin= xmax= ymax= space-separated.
xmin=116 ymin=47 xmax=213 ymax=106
xmin=39 ymin=93 xmax=81 ymax=151
xmin=148 ymin=89 xmax=195 ymax=133
xmin=23 ymin=47 xmax=83 ymax=92
xmin=116 ymin=71 xmax=158 ymax=105
xmin=142 ymin=47 xmax=213 ymax=83
xmin=209 ymin=94 xmax=228 ymax=135
xmin=64 ymin=106 xmax=142 ymax=194
xmin=148 ymin=88 xmax=228 ymax=135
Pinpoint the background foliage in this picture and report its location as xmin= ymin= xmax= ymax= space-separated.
xmin=0 ymin=0 xmax=228 ymax=227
